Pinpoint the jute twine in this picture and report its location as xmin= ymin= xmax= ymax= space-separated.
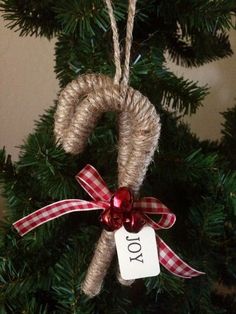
xmin=54 ymin=0 xmax=161 ymax=298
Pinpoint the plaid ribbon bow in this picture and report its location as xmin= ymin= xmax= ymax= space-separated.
xmin=13 ymin=164 xmax=204 ymax=279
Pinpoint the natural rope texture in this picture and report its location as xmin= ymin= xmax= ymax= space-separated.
xmin=104 ymin=0 xmax=122 ymax=84
xmin=105 ymin=0 xmax=137 ymax=286
xmin=105 ymin=0 xmax=134 ymax=187
xmin=54 ymin=0 xmax=161 ymax=298
xmin=104 ymin=0 xmax=138 ymax=195
xmin=81 ymin=230 xmax=116 ymax=297
xmin=54 ymin=74 xmax=160 ymax=297
xmin=121 ymin=0 xmax=137 ymax=86
xmin=55 ymin=74 xmax=160 ymax=194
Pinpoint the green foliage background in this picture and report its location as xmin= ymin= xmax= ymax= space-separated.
xmin=0 ymin=1 xmax=236 ymax=313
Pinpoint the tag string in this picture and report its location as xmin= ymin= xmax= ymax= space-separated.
xmin=104 ymin=0 xmax=137 ymax=86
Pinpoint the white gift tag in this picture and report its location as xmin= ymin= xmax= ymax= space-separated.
xmin=115 ymin=225 xmax=160 ymax=280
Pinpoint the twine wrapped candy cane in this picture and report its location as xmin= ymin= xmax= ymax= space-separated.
xmin=54 ymin=0 xmax=161 ymax=297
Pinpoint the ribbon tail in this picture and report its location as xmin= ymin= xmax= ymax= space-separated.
xmin=13 ymin=199 xmax=104 ymax=236
xmin=157 ymin=236 xmax=205 ymax=278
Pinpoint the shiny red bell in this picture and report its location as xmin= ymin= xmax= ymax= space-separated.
xmin=100 ymin=187 xmax=144 ymax=233
xmin=100 ymin=209 xmax=123 ymax=231
xmin=123 ymin=211 xmax=146 ymax=233
xmin=110 ymin=187 xmax=134 ymax=213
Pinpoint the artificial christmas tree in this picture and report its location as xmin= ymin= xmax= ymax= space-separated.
xmin=0 ymin=0 xmax=236 ymax=313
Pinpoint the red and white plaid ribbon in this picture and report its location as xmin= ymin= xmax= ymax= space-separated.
xmin=13 ymin=164 xmax=204 ymax=279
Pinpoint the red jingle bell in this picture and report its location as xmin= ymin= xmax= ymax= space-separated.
xmin=100 ymin=209 xmax=123 ymax=231
xmin=100 ymin=187 xmax=145 ymax=233
xmin=110 ymin=187 xmax=134 ymax=213
xmin=123 ymin=211 xmax=146 ymax=233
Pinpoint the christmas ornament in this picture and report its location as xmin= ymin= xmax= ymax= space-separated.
xmin=13 ymin=0 xmax=204 ymax=298
xmin=13 ymin=164 xmax=203 ymax=280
